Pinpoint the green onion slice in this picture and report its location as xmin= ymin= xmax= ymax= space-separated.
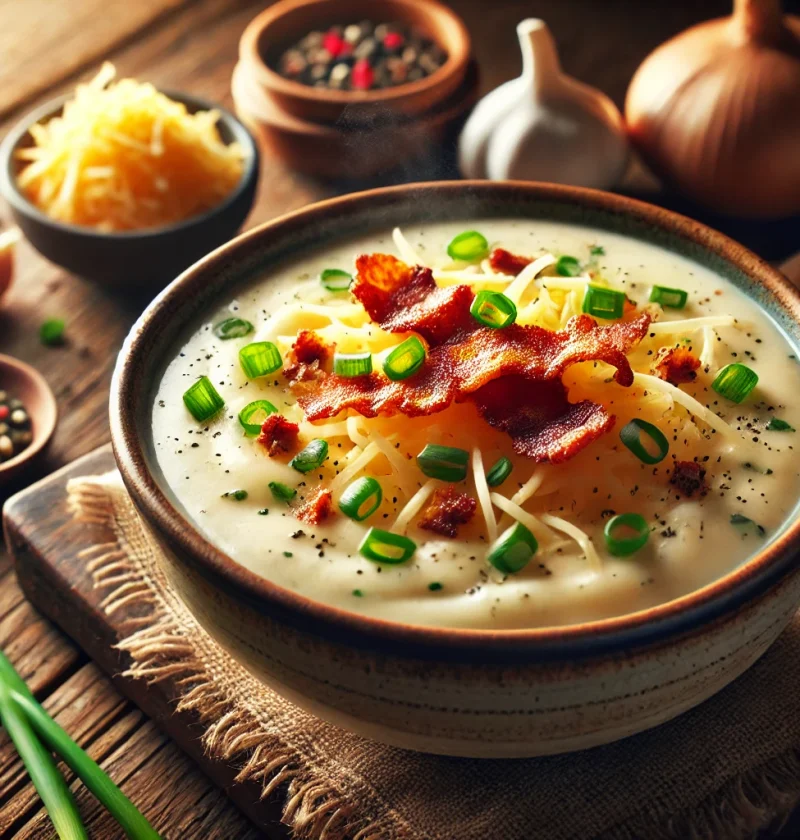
xmin=269 ymin=481 xmax=296 ymax=503
xmin=428 ymin=581 xmax=443 ymax=591
xmin=767 ymin=417 xmax=795 ymax=432
xmin=619 ymin=419 xmax=669 ymax=464
xmin=486 ymin=456 xmax=513 ymax=487
xmin=582 ymin=284 xmax=626 ymax=320
xmin=359 ymin=527 xmax=416 ymax=564
xmin=333 ymin=352 xmax=372 ymax=377
xmin=339 ymin=476 xmax=382 ymax=521
xmin=488 ymin=522 xmax=538 ymax=574
xmin=290 ymin=439 xmax=329 ymax=473
xmin=649 ymin=285 xmax=688 ymax=309
xmin=447 ymin=230 xmax=489 ymax=262
xmin=239 ymin=341 xmax=283 ymax=378
xmin=320 ymin=268 xmax=353 ymax=292
xmin=39 ymin=318 xmax=66 ymax=346
xmin=730 ymin=513 xmax=766 ymax=535
xmin=555 ymin=255 xmax=581 ymax=277
xmin=213 ymin=316 xmax=253 ymax=340
xmin=604 ymin=513 xmax=649 ymax=557
xmin=383 ymin=336 xmax=426 ymax=381
xmin=416 ymin=443 xmax=469 ymax=482
xmin=712 ymin=363 xmax=759 ymax=403
xmin=238 ymin=399 xmax=278 ymax=436
xmin=221 ymin=489 xmax=248 ymax=501
xmin=183 ymin=376 xmax=224 ymax=422
xmin=470 ymin=290 xmax=517 ymax=329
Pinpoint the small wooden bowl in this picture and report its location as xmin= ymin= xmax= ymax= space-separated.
xmin=239 ymin=0 xmax=471 ymax=125
xmin=0 ymin=355 xmax=57 ymax=487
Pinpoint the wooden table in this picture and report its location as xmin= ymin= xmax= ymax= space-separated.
xmin=1 ymin=1 xmax=798 ymax=836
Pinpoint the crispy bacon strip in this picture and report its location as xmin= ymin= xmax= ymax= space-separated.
xmin=489 ymin=247 xmax=532 ymax=275
xmin=284 ymin=329 xmax=332 ymax=383
xmin=257 ymin=415 xmax=299 ymax=456
xmin=295 ymin=486 xmax=333 ymax=525
xmin=418 ymin=487 xmax=476 ymax=538
xmin=653 ymin=346 xmax=701 ymax=385
xmin=670 ymin=460 xmax=708 ymax=497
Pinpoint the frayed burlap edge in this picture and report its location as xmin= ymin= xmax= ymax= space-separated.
xmin=66 ymin=474 xmax=800 ymax=840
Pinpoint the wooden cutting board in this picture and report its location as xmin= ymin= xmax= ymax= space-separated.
xmin=1 ymin=443 xmax=288 ymax=838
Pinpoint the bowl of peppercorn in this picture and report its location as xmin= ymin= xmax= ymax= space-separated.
xmin=0 ymin=355 xmax=57 ymax=487
xmin=238 ymin=0 xmax=471 ymax=125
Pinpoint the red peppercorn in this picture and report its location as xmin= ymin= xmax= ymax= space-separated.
xmin=383 ymin=32 xmax=404 ymax=50
xmin=0 ymin=406 xmax=7 ymax=421
xmin=323 ymin=31 xmax=347 ymax=57
xmin=351 ymin=59 xmax=374 ymax=90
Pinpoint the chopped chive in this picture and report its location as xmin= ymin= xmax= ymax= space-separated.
xmin=604 ymin=513 xmax=649 ymax=557
xmin=213 ymin=317 xmax=253 ymax=340
xmin=730 ymin=513 xmax=766 ymax=535
xmin=290 ymin=439 xmax=329 ymax=473
xmin=352 ymin=589 xmax=364 ymax=597
xmin=339 ymin=476 xmax=382 ymax=521
xmin=359 ymin=527 xmax=416 ymax=564
xmin=320 ymin=268 xmax=353 ymax=292
xmin=470 ymin=290 xmax=517 ymax=329
xmin=619 ymin=419 xmax=669 ymax=464
xmin=555 ymin=255 xmax=581 ymax=276
xmin=239 ymin=341 xmax=282 ymax=378
xmin=333 ymin=352 xmax=372 ymax=377
xmin=383 ymin=336 xmax=426 ymax=381
xmin=486 ymin=456 xmax=513 ymax=487
xmin=447 ymin=230 xmax=489 ymax=262
xmin=269 ymin=482 xmax=296 ymax=503
xmin=416 ymin=443 xmax=469 ymax=482
xmin=283 ymin=551 xmax=293 ymax=557
xmin=649 ymin=285 xmax=688 ymax=309
xmin=428 ymin=582 xmax=443 ymax=592
xmin=39 ymin=318 xmax=66 ymax=346
xmin=238 ymin=399 xmax=278 ymax=436
xmin=582 ymin=284 xmax=626 ymax=319
xmin=589 ymin=245 xmax=605 ymax=257
xmin=488 ymin=522 xmax=538 ymax=574
xmin=712 ymin=363 xmax=758 ymax=403
xmin=221 ymin=489 xmax=248 ymax=501
xmin=182 ymin=376 xmax=224 ymax=422
xmin=767 ymin=417 xmax=795 ymax=432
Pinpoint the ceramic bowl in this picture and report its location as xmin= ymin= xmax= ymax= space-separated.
xmin=0 ymin=92 xmax=259 ymax=289
xmin=239 ymin=0 xmax=472 ymax=125
xmin=0 ymin=354 xmax=57 ymax=487
xmin=110 ymin=182 xmax=800 ymax=758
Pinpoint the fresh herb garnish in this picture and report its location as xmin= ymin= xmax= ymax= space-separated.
xmin=39 ymin=318 xmax=65 ymax=346
xmin=767 ymin=417 xmax=795 ymax=432
xmin=730 ymin=514 xmax=766 ymax=535
xmin=222 ymin=489 xmax=248 ymax=501
xmin=428 ymin=582 xmax=443 ymax=592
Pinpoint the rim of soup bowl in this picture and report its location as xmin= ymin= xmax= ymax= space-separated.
xmin=110 ymin=181 xmax=800 ymax=663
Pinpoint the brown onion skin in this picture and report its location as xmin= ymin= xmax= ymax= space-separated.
xmin=625 ymin=0 xmax=800 ymax=219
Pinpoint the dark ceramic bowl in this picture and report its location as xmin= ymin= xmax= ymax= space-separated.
xmin=110 ymin=182 xmax=800 ymax=757
xmin=0 ymin=91 xmax=259 ymax=289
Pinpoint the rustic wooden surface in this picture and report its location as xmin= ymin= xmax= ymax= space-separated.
xmin=0 ymin=0 xmax=798 ymax=837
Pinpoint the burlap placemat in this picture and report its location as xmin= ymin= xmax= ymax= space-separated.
xmin=67 ymin=471 xmax=800 ymax=840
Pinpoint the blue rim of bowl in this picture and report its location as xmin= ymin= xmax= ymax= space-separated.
xmin=0 ymin=89 xmax=259 ymax=240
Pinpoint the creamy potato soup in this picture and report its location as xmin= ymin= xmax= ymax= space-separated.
xmin=152 ymin=220 xmax=800 ymax=630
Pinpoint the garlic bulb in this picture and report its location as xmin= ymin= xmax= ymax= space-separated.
xmin=625 ymin=0 xmax=800 ymax=218
xmin=459 ymin=19 xmax=629 ymax=189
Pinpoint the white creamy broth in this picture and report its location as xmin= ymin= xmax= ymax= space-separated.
xmin=151 ymin=219 xmax=800 ymax=630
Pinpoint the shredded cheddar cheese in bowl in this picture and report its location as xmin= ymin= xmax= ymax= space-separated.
xmin=15 ymin=64 xmax=245 ymax=232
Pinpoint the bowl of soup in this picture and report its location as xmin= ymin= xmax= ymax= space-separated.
xmin=110 ymin=182 xmax=800 ymax=757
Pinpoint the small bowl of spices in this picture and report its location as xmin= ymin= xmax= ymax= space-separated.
xmin=0 ymin=355 xmax=57 ymax=487
xmin=239 ymin=0 xmax=471 ymax=124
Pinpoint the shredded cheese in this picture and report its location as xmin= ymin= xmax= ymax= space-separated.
xmin=503 ymin=253 xmax=557 ymax=303
xmin=648 ymin=316 xmax=735 ymax=335
xmin=539 ymin=514 xmax=602 ymax=571
xmin=490 ymin=493 xmax=553 ymax=544
xmin=472 ymin=449 xmax=497 ymax=543
xmin=393 ymin=227 xmax=423 ymax=265
xmin=393 ymin=481 xmax=437 ymax=534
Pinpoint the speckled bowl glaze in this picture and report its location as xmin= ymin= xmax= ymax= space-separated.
xmin=110 ymin=182 xmax=800 ymax=757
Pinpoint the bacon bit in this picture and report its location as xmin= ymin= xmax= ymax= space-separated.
xmin=670 ymin=460 xmax=708 ymax=497
xmin=295 ymin=486 xmax=333 ymax=525
xmin=284 ymin=330 xmax=332 ymax=383
xmin=653 ymin=346 xmax=701 ymax=385
xmin=257 ymin=415 xmax=299 ymax=456
xmin=489 ymin=248 xmax=531 ymax=275
xmin=418 ymin=487 xmax=476 ymax=537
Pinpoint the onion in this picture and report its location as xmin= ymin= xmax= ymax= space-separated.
xmin=625 ymin=0 xmax=800 ymax=218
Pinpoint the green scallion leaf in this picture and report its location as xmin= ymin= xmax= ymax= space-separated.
xmin=269 ymin=481 xmax=296 ymax=503
xmin=352 ymin=589 xmax=364 ymax=597
xmin=383 ymin=336 xmax=426 ymax=381
xmin=416 ymin=443 xmax=469 ymax=482
xmin=213 ymin=317 xmax=253 ymax=340
xmin=486 ymin=456 xmax=513 ymax=487
xmin=589 ymin=245 xmax=605 ymax=257
xmin=488 ymin=522 xmax=538 ymax=574
xmin=39 ymin=318 xmax=66 ymax=346
xmin=428 ymin=582 xmax=443 ymax=592
xmin=712 ymin=363 xmax=758 ymax=403
xmin=556 ymin=255 xmax=581 ymax=277
xmin=238 ymin=399 xmax=278 ymax=436
xmin=649 ymin=285 xmax=688 ymax=309
xmin=730 ymin=513 xmax=766 ymax=535
xmin=604 ymin=513 xmax=649 ymax=557
xmin=470 ymin=290 xmax=517 ymax=329
xmin=333 ymin=352 xmax=372 ymax=377
xmin=582 ymin=284 xmax=626 ymax=319
xmin=320 ymin=268 xmax=353 ymax=292
xmin=239 ymin=341 xmax=282 ymax=378
xmin=359 ymin=527 xmax=416 ymax=564
xmin=182 ymin=376 xmax=224 ymax=422
xmin=339 ymin=476 xmax=382 ymax=521
xmin=619 ymin=419 xmax=669 ymax=464
xmin=221 ymin=489 xmax=248 ymax=501
xmin=767 ymin=417 xmax=795 ymax=432
xmin=447 ymin=230 xmax=489 ymax=262
xmin=290 ymin=439 xmax=328 ymax=473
